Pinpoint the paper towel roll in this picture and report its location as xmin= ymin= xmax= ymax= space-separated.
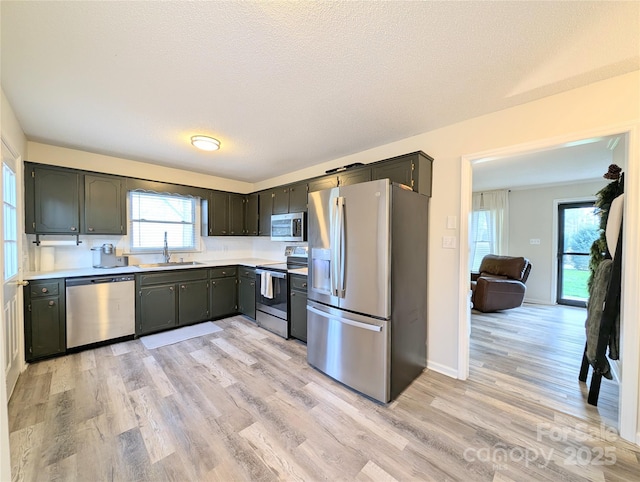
xmin=38 ymin=240 xmax=77 ymax=246
xmin=40 ymin=247 xmax=55 ymax=271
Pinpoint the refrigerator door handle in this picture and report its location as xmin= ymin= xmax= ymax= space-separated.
xmin=307 ymin=305 xmax=382 ymax=332
xmin=336 ymin=196 xmax=346 ymax=297
xmin=330 ymin=197 xmax=340 ymax=296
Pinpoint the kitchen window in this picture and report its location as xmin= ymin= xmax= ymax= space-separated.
xmin=129 ymin=191 xmax=198 ymax=251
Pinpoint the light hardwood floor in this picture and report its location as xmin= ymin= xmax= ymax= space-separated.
xmin=9 ymin=313 xmax=640 ymax=481
xmin=470 ymin=303 xmax=619 ymax=429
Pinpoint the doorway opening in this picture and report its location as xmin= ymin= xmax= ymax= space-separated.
xmin=459 ymin=126 xmax=638 ymax=443
xmin=556 ymin=201 xmax=599 ymax=307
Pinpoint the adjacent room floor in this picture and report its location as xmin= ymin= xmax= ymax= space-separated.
xmin=470 ymin=303 xmax=619 ymax=429
xmin=9 ymin=314 xmax=639 ymax=481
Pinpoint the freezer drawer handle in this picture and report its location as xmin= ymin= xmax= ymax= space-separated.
xmin=307 ymin=305 xmax=382 ymax=332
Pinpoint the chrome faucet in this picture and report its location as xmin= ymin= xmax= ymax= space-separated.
xmin=162 ymin=231 xmax=171 ymax=263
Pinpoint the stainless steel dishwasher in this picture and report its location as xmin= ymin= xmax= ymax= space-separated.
xmin=65 ymin=275 xmax=136 ymax=348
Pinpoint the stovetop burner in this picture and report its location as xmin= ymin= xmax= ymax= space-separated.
xmin=257 ymin=245 xmax=307 ymax=273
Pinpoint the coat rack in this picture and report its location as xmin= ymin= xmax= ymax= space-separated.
xmin=579 ymin=166 xmax=623 ymax=406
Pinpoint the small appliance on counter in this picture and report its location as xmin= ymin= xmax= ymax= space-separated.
xmin=92 ymin=243 xmax=129 ymax=268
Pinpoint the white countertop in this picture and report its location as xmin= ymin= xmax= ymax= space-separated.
xmin=288 ymin=267 xmax=308 ymax=276
xmin=24 ymin=257 xmax=282 ymax=280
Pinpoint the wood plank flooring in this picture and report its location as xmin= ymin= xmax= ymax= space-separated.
xmin=9 ymin=313 xmax=640 ymax=481
xmin=470 ymin=303 xmax=619 ymax=428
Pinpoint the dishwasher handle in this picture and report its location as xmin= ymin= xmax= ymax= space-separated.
xmin=66 ymin=275 xmax=135 ymax=287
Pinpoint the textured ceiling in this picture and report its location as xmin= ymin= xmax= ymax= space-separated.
xmin=472 ymin=135 xmax=621 ymax=192
xmin=2 ymin=1 xmax=639 ymax=183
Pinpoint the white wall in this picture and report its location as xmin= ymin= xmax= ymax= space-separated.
xmin=255 ymin=71 xmax=640 ymax=377
xmin=508 ymin=180 xmax=606 ymax=304
xmin=27 ymin=142 xmax=253 ymax=194
xmin=1 ymin=87 xmax=28 ymax=482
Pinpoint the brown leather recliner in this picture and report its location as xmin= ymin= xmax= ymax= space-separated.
xmin=471 ymin=255 xmax=532 ymax=313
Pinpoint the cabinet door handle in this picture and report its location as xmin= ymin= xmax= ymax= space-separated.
xmin=291 ymin=292 xmax=295 ymax=297
xmin=222 ymin=230 xmax=227 ymax=234
xmin=88 ymin=227 xmax=94 ymax=232
xmin=302 ymin=283 xmax=307 ymax=288
xmin=41 ymin=288 xmax=48 ymax=293
xmin=250 ymin=282 xmax=255 ymax=287
xmin=169 ymin=286 xmax=174 ymax=292
xmin=180 ymin=285 xmax=186 ymax=290
xmin=48 ymin=300 xmax=55 ymax=306
xmin=70 ymin=226 xmax=77 ymax=231
xmin=212 ymin=281 xmax=216 ymax=286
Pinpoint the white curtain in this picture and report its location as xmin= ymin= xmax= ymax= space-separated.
xmin=470 ymin=190 xmax=509 ymax=271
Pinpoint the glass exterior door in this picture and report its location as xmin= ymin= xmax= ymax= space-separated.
xmin=557 ymin=202 xmax=600 ymax=306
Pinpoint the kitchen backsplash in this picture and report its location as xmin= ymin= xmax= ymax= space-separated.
xmin=25 ymin=234 xmax=293 ymax=272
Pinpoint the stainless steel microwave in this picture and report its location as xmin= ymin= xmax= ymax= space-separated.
xmin=271 ymin=212 xmax=306 ymax=241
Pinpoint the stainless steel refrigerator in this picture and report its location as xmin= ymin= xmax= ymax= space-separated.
xmin=307 ymin=178 xmax=428 ymax=403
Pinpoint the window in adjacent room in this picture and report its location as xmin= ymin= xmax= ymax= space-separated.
xmin=129 ymin=191 xmax=197 ymax=251
xmin=470 ymin=190 xmax=509 ymax=272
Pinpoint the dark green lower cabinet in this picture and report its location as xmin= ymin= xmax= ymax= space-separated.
xmin=238 ymin=269 xmax=256 ymax=319
xmin=210 ymin=276 xmax=237 ymax=319
xmin=24 ymin=279 xmax=66 ymax=362
xmin=178 ymin=280 xmax=210 ymax=325
xmin=138 ymin=284 xmax=177 ymax=335
xmin=290 ymin=274 xmax=308 ymax=342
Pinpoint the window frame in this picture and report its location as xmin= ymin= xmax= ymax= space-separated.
xmin=127 ymin=190 xmax=200 ymax=253
xmin=3 ymin=162 xmax=18 ymax=280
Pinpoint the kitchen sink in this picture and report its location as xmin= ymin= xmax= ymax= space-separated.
xmin=136 ymin=261 xmax=204 ymax=268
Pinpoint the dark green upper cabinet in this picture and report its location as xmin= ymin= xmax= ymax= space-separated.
xmin=338 ymin=168 xmax=372 ymax=187
xmin=258 ymin=190 xmax=273 ymax=236
xmin=307 ymin=175 xmax=338 ymax=193
xmin=26 ymin=162 xmax=126 ymax=236
xmin=28 ymin=164 xmax=80 ymax=234
xmin=84 ymin=174 xmax=125 ymax=234
xmin=210 ymin=191 xmax=230 ymax=236
xmin=272 ymin=187 xmax=289 ymax=215
xmin=203 ymin=191 xmax=258 ymax=237
xmin=228 ymin=193 xmax=244 ymax=235
xmin=288 ymin=182 xmax=308 ymax=212
xmin=245 ymin=194 xmax=259 ymax=236
xmin=371 ymin=152 xmax=433 ymax=196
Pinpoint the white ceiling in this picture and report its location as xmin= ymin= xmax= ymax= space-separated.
xmin=472 ymin=135 xmax=621 ymax=192
xmin=2 ymin=1 xmax=639 ymax=183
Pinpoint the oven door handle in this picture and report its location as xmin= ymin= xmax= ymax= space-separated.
xmin=256 ymin=269 xmax=287 ymax=279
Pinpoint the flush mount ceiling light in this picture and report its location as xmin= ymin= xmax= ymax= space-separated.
xmin=190 ymin=135 xmax=220 ymax=151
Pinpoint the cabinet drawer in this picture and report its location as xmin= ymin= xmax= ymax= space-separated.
xmin=139 ymin=269 xmax=208 ymax=286
xmin=29 ymin=281 xmax=61 ymax=298
xmin=210 ymin=266 xmax=237 ymax=278
xmin=290 ymin=275 xmax=308 ymax=291
xmin=238 ymin=267 xmax=255 ymax=279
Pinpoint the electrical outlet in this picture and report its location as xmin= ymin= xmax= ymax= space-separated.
xmin=529 ymin=238 xmax=541 ymax=245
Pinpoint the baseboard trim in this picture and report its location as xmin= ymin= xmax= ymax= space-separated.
xmin=523 ymin=298 xmax=555 ymax=305
xmin=427 ymin=360 xmax=459 ymax=379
